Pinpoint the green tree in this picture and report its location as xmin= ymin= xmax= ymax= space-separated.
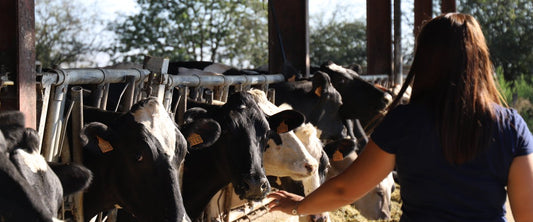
xmin=110 ymin=0 xmax=268 ymax=68
xmin=35 ymin=0 xmax=105 ymax=68
xmin=309 ymin=17 xmax=367 ymax=68
xmin=459 ymin=0 xmax=533 ymax=82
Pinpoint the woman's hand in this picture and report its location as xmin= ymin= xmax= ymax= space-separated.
xmin=267 ymin=190 xmax=304 ymax=214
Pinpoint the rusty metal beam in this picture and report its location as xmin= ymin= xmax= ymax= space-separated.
xmin=268 ymin=0 xmax=309 ymax=79
xmin=367 ymin=0 xmax=392 ymax=76
xmin=414 ymin=0 xmax=433 ymax=36
xmin=0 ymin=0 xmax=36 ymax=128
xmin=441 ymin=0 xmax=457 ymax=13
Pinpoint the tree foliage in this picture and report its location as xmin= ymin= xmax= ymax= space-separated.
xmin=459 ymin=0 xmax=533 ymax=82
xmin=309 ymin=17 xmax=367 ymax=68
xmin=35 ymin=0 xmax=105 ymax=68
xmin=110 ymin=0 xmax=268 ymax=68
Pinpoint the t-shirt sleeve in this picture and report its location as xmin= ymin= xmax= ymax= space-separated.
xmin=512 ymin=109 xmax=533 ymax=157
xmin=371 ymin=105 xmax=412 ymax=154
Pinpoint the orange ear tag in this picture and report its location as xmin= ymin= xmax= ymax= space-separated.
xmin=288 ymin=75 xmax=296 ymax=82
xmin=314 ymin=86 xmax=322 ymax=97
xmin=97 ymin=136 xmax=114 ymax=153
xmin=187 ymin=133 xmax=204 ymax=147
xmin=277 ymin=121 xmax=289 ymax=134
xmin=332 ymin=150 xmax=344 ymax=162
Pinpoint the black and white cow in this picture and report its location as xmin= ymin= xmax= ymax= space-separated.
xmin=271 ymin=71 xmax=346 ymax=141
xmin=168 ymin=61 xmax=260 ymax=76
xmin=248 ymin=89 xmax=331 ymax=222
xmin=319 ymin=61 xmax=392 ymax=138
xmin=0 ymin=111 xmax=92 ymax=222
xmin=181 ymin=92 xmax=304 ymax=221
xmin=79 ymin=97 xmax=219 ymax=222
xmin=323 ymin=138 xmax=395 ymax=220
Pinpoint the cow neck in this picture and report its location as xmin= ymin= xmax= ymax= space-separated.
xmin=182 ymin=144 xmax=228 ymax=220
xmin=82 ymin=151 xmax=119 ymax=220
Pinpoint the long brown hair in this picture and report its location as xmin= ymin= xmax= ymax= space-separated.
xmin=389 ymin=13 xmax=506 ymax=164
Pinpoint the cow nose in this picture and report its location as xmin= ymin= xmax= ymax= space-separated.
xmin=304 ymin=163 xmax=315 ymax=174
xmin=260 ymin=179 xmax=269 ymax=193
xmin=240 ymin=176 xmax=271 ymax=200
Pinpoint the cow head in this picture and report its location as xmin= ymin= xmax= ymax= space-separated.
xmin=264 ymin=110 xmax=318 ymax=181
xmin=211 ymin=92 xmax=274 ymax=200
xmin=308 ymin=71 xmax=346 ymax=140
xmin=81 ymin=97 xmax=216 ymax=222
xmin=323 ymin=138 xmax=395 ymax=220
xmin=0 ymin=111 xmax=92 ymax=221
xmin=320 ymin=61 xmax=392 ymax=127
xmin=247 ymin=89 xmax=319 ymax=181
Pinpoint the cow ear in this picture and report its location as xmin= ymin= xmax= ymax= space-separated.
xmin=183 ymin=107 xmax=209 ymax=125
xmin=18 ymin=128 xmax=40 ymax=153
xmin=181 ymin=118 xmax=221 ymax=149
xmin=268 ymin=110 xmax=305 ymax=134
xmin=48 ymin=162 xmax=93 ymax=196
xmin=81 ymin=122 xmax=115 ymax=155
xmin=311 ymin=71 xmax=333 ymax=97
xmin=324 ymin=139 xmax=357 ymax=161
xmin=0 ymin=111 xmax=26 ymax=152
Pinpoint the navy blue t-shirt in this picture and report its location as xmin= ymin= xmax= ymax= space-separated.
xmin=372 ymin=103 xmax=533 ymax=222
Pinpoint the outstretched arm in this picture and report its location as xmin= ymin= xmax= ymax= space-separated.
xmin=508 ymin=153 xmax=533 ymax=221
xmin=268 ymin=139 xmax=395 ymax=215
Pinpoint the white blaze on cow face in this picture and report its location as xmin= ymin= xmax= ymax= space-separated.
xmin=248 ymin=89 xmax=319 ymax=180
xmin=293 ymin=123 xmax=324 ymax=161
xmin=293 ymin=123 xmax=329 ymax=196
xmin=15 ymin=149 xmax=48 ymax=173
xmin=132 ymin=99 xmax=178 ymax=158
xmin=263 ymin=131 xmax=318 ymax=180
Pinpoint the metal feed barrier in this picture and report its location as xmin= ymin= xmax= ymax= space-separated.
xmin=36 ymin=57 xmax=285 ymax=222
xmin=35 ymin=56 xmax=390 ymax=221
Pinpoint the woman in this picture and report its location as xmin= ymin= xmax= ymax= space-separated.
xmin=268 ymin=13 xmax=533 ymax=222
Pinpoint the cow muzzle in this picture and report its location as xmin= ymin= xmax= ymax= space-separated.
xmin=235 ymin=175 xmax=271 ymax=201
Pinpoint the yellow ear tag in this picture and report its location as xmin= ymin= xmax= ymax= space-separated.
xmin=187 ymin=133 xmax=204 ymax=147
xmin=314 ymin=86 xmax=322 ymax=97
xmin=277 ymin=121 xmax=289 ymax=134
xmin=97 ymin=136 xmax=114 ymax=153
xmin=332 ymin=150 xmax=344 ymax=162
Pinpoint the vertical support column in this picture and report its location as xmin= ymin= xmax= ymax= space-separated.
xmin=393 ymin=0 xmax=403 ymax=85
xmin=441 ymin=0 xmax=456 ymax=13
xmin=414 ymin=0 xmax=433 ymax=36
xmin=367 ymin=0 xmax=392 ymax=76
xmin=0 ymin=0 xmax=37 ymax=128
xmin=268 ymin=0 xmax=309 ymax=78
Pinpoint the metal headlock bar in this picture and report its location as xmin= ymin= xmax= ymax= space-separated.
xmin=39 ymin=68 xmax=151 ymax=162
xmin=161 ymin=73 xmax=285 ymax=125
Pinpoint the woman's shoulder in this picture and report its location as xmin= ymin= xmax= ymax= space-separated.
xmin=491 ymin=103 xmax=525 ymax=128
xmin=386 ymin=103 xmax=430 ymax=120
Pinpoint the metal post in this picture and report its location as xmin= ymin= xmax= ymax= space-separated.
xmin=37 ymin=73 xmax=55 ymax=152
xmin=367 ymin=0 xmax=392 ymax=76
xmin=177 ymin=87 xmax=188 ymax=126
xmin=414 ymin=0 xmax=433 ymax=36
xmin=100 ymin=83 xmax=110 ymax=110
xmin=41 ymin=84 xmax=67 ymax=161
xmin=441 ymin=0 xmax=456 ymax=13
xmin=70 ymin=86 xmax=84 ymax=222
xmin=393 ymin=0 xmax=403 ymax=86
xmin=120 ymin=76 xmax=136 ymax=112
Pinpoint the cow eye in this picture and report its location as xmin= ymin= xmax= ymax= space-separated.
xmin=136 ymin=153 xmax=144 ymax=162
xmin=267 ymin=130 xmax=282 ymax=145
